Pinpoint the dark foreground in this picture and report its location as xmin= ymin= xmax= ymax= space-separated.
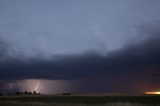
xmin=0 ymin=95 xmax=160 ymax=106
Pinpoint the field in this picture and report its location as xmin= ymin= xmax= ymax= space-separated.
xmin=0 ymin=95 xmax=160 ymax=106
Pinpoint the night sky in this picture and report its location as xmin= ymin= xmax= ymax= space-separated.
xmin=0 ymin=0 xmax=160 ymax=94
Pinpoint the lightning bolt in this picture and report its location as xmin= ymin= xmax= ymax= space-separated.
xmin=34 ymin=80 xmax=40 ymax=92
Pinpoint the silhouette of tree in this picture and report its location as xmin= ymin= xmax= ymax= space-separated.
xmin=16 ymin=92 xmax=20 ymax=95
xmin=62 ymin=93 xmax=71 ymax=95
xmin=24 ymin=91 xmax=28 ymax=94
xmin=33 ymin=91 xmax=37 ymax=95
xmin=0 ymin=93 xmax=2 ymax=96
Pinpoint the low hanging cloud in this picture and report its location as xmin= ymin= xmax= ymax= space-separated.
xmin=0 ymin=22 xmax=160 ymax=81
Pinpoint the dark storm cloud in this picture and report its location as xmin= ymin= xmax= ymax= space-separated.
xmin=0 ymin=26 xmax=160 ymax=80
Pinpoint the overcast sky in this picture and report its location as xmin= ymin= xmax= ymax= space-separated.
xmin=0 ymin=0 xmax=160 ymax=94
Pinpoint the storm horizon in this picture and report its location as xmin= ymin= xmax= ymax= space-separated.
xmin=0 ymin=0 xmax=160 ymax=94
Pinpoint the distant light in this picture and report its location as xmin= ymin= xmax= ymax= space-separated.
xmin=145 ymin=92 xmax=160 ymax=95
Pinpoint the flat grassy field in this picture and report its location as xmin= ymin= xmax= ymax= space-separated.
xmin=0 ymin=95 xmax=160 ymax=106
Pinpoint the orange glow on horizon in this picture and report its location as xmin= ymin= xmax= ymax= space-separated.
xmin=145 ymin=91 xmax=160 ymax=95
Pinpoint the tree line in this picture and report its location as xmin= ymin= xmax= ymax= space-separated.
xmin=0 ymin=91 xmax=40 ymax=96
